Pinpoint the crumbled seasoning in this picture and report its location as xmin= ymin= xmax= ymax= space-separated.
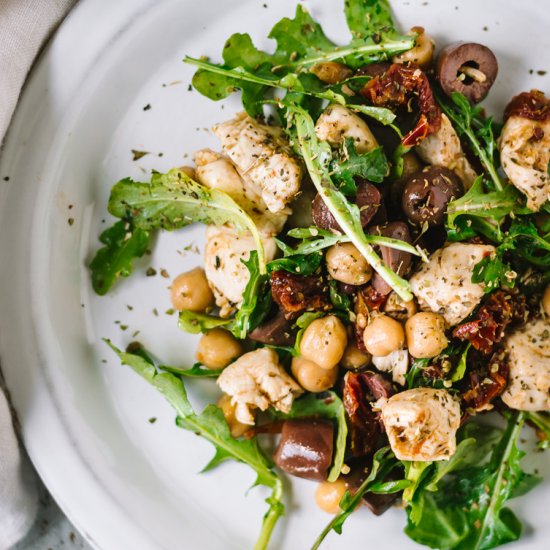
xmin=132 ymin=149 xmax=150 ymax=161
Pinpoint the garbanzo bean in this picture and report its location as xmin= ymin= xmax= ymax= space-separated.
xmin=170 ymin=267 xmax=214 ymax=312
xmin=315 ymin=478 xmax=347 ymax=514
xmin=363 ymin=314 xmax=405 ymax=357
xmin=300 ymin=315 xmax=348 ymax=370
xmin=196 ymin=328 xmax=243 ymax=369
xmin=392 ymin=27 xmax=435 ymax=69
xmin=341 ymin=342 xmax=371 ymax=371
xmin=383 ymin=292 xmax=418 ymax=322
xmin=405 ymin=312 xmax=449 ymax=359
xmin=291 ymin=356 xmax=338 ymax=393
xmin=543 ymin=284 xmax=550 ymax=316
xmin=326 ymin=243 xmax=373 ymax=286
xmin=217 ymin=394 xmax=249 ymax=438
xmin=311 ymin=61 xmax=353 ymax=84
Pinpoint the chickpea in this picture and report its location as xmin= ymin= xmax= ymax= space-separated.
xmin=311 ymin=61 xmax=352 ymax=84
xmin=392 ymin=27 xmax=435 ymax=69
xmin=326 ymin=243 xmax=373 ymax=286
xmin=315 ymin=478 xmax=347 ymax=514
xmin=341 ymin=343 xmax=371 ymax=371
xmin=291 ymin=356 xmax=338 ymax=393
xmin=383 ymin=292 xmax=418 ymax=322
xmin=405 ymin=312 xmax=449 ymax=359
xmin=217 ymin=394 xmax=249 ymax=438
xmin=300 ymin=315 xmax=348 ymax=370
xmin=196 ymin=328 xmax=243 ymax=369
xmin=362 ymin=314 xmax=405 ymax=357
xmin=543 ymin=284 xmax=550 ymax=317
xmin=170 ymin=267 xmax=214 ymax=312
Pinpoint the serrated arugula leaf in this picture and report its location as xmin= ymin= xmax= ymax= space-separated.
xmin=404 ymin=413 xmax=542 ymax=550
xmin=107 ymin=169 xmax=266 ymax=272
xmin=344 ymin=0 xmax=395 ymax=39
xmin=267 ymin=251 xmax=323 ymax=276
xmin=311 ymin=447 xmax=407 ymax=549
xmin=178 ymin=310 xmax=233 ymax=334
xmin=105 ymin=340 xmax=284 ymax=550
xmin=331 ymin=139 xmax=389 ymax=189
xmin=89 ymin=220 xmax=150 ymax=295
xmin=159 ymin=363 xmax=224 ymax=378
xmin=268 ymin=392 xmax=347 ymax=482
xmin=288 ymin=104 xmax=414 ymax=301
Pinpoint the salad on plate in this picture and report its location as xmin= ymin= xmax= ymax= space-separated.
xmin=89 ymin=1 xmax=550 ymax=548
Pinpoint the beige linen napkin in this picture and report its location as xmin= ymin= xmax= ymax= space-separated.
xmin=1 ymin=0 xmax=76 ymax=547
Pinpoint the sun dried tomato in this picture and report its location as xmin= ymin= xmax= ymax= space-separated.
xmin=462 ymin=348 xmax=509 ymax=412
xmin=353 ymin=286 xmax=388 ymax=352
xmin=270 ymin=270 xmax=331 ymax=318
xmin=504 ymin=89 xmax=549 ymax=122
xmin=342 ymin=372 xmax=382 ymax=458
xmin=361 ymin=63 xmax=442 ymax=146
xmin=452 ymin=291 xmax=526 ymax=355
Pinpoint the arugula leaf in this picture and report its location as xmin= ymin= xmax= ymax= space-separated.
xmin=311 ymin=447 xmax=407 ymax=549
xmin=294 ymin=311 xmax=325 ymax=355
xmin=269 ymin=392 xmax=347 ymax=482
xmin=436 ymin=92 xmax=504 ymax=192
xmin=287 ymin=105 xmax=414 ymax=301
xmin=159 ymin=363 xmax=224 ymax=378
xmin=525 ymin=412 xmax=550 ymax=450
xmin=267 ymin=251 xmax=323 ymax=276
xmin=89 ymin=220 xmax=150 ymax=295
xmin=344 ymin=0 xmax=395 ymax=39
xmin=404 ymin=413 xmax=541 ymax=550
xmin=178 ymin=310 xmax=232 ymax=334
xmin=331 ymin=139 xmax=389 ymax=189
xmin=472 ymin=252 xmax=515 ymax=293
xmin=329 ymin=279 xmax=351 ymax=311
xmin=106 ymin=340 xmax=284 ymax=550
xmin=107 ymin=169 xmax=266 ymax=273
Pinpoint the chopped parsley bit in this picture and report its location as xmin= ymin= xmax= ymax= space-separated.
xmin=68 ymin=218 xmax=74 ymax=226
xmin=160 ymin=268 xmax=170 ymax=278
xmin=3 ymin=176 xmax=9 ymax=181
xmin=127 ymin=305 xmax=134 ymax=311
xmin=132 ymin=330 xmax=140 ymax=337
xmin=132 ymin=149 xmax=150 ymax=161
xmin=120 ymin=324 xmax=128 ymax=331
xmin=153 ymin=308 xmax=159 ymax=317
xmin=148 ymin=417 xmax=157 ymax=424
xmin=143 ymin=103 xmax=151 ymax=111
xmin=188 ymin=84 xmax=192 ymax=91
xmin=165 ymin=308 xmax=176 ymax=316
xmin=537 ymin=70 xmax=547 ymax=76
xmin=146 ymin=267 xmax=157 ymax=277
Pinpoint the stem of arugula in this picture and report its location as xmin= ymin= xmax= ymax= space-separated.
xmin=254 ymin=479 xmax=285 ymax=550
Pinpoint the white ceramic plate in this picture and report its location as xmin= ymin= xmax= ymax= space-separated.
xmin=1 ymin=0 xmax=549 ymax=548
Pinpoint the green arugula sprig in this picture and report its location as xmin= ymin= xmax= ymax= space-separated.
xmin=525 ymin=412 xmax=550 ymax=450
xmin=311 ymin=447 xmax=409 ymax=550
xmin=436 ymin=92 xmax=503 ymax=192
xmin=106 ymin=340 xmax=284 ymax=550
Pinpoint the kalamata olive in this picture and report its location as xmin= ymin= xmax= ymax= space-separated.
xmin=248 ymin=309 xmax=296 ymax=346
xmin=436 ymin=42 xmax=498 ymax=103
xmin=312 ymin=193 xmax=341 ymax=231
xmin=389 ymin=151 xmax=423 ymax=212
xmin=312 ymin=183 xmax=384 ymax=231
xmin=273 ymin=419 xmax=334 ymax=481
xmin=355 ymin=62 xmax=391 ymax=78
xmin=402 ymin=166 xmax=463 ymax=226
xmin=356 ymin=182 xmax=384 ymax=227
xmin=369 ymin=222 xmax=413 ymax=295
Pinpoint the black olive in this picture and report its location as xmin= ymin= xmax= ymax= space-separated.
xmin=436 ymin=42 xmax=498 ymax=104
xmin=402 ymin=166 xmax=463 ymax=227
xmin=369 ymin=221 xmax=413 ymax=295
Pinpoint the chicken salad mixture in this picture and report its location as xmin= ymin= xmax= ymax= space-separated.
xmin=90 ymin=1 xmax=550 ymax=548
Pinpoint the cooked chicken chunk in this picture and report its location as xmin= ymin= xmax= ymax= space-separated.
xmin=194 ymin=149 xmax=288 ymax=236
xmin=213 ymin=113 xmax=302 ymax=213
xmin=372 ymin=350 xmax=409 ymax=386
xmin=416 ymin=113 xmax=477 ymax=188
xmin=314 ymin=104 xmax=379 ymax=153
xmin=499 ymin=116 xmax=550 ymax=211
xmin=501 ymin=317 xmax=550 ymax=411
xmin=378 ymin=388 xmax=461 ymax=461
xmin=410 ymin=243 xmax=495 ymax=327
xmin=217 ymin=348 xmax=303 ymax=425
xmin=204 ymin=226 xmax=277 ymax=317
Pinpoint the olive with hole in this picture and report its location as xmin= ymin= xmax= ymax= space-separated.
xmin=402 ymin=166 xmax=464 ymax=226
xmin=436 ymin=42 xmax=498 ymax=103
xmin=369 ymin=222 xmax=413 ymax=295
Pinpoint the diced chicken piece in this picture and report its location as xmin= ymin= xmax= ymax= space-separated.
xmin=499 ymin=116 xmax=550 ymax=211
xmin=378 ymin=388 xmax=461 ymax=461
xmin=194 ymin=149 xmax=288 ymax=236
xmin=410 ymin=243 xmax=494 ymax=326
xmin=416 ymin=113 xmax=477 ymax=188
xmin=501 ymin=317 xmax=550 ymax=411
xmin=217 ymin=348 xmax=303 ymax=425
xmin=213 ymin=113 xmax=302 ymax=213
xmin=314 ymin=104 xmax=379 ymax=153
xmin=410 ymin=243 xmax=495 ymax=327
xmin=372 ymin=349 xmax=409 ymax=386
xmin=204 ymin=226 xmax=277 ymax=317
